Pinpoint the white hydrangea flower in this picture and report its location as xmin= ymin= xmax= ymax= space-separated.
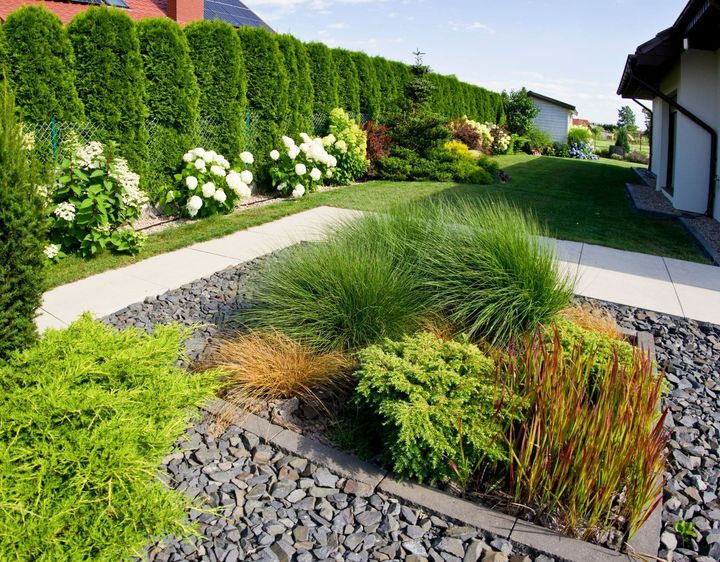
xmin=183 ymin=151 xmax=194 ymax=163
xmin=226 ymin=171 xmax=242 ymax=190
xmin=326 ymin=169 xmax=334 ymax=178
xmin=195 ymin=159 xmax=207 ymax=172
xmin=203 ymin=150 xmax=218 ymax=163
xmin=288 ymin=146 xmax=301 ymax=160
xmin=292 ymin=184 xmax=305 ymax=199
xmin=201 ymin=182 xmax=216 ymax=198
xmin=54 ymin=201 xmax=76 ymax=222
xmin=335 ymin=140 xmax=348 ymax=154
xmin=237 ymin=183 xmax=252 ymax=198
xmin=240 ymin=170 xmax=253 ymax=185
xmin=75 ymin=141 xmax=105 ymax=169
xmin=270 ymin=149 xmax=280 ymax=161
xmin=213 ymin=188 xmax=227 ymax=203
xmin=299 ymin=132 xmax=312 ymax=143
xmin=295 ymin=163 xmax=307 ymax=176
xmin=210 ymin=165 xmax=226 ymax=177
xmin=187 ymin=195 xmax=203 ymax=217
xmin=192 ymin=147 xmax=206 ymax=159
xmin=282 ymin=136 xmax=296 ymax=149
xmin=322 ymin=134 xmax=336 ymax=147
xmin=240 ymin=151 xmax=254 ymax=165
xmin=328 ymin=155 xmax=338 ymax=168
xmin=216 ymin=155 xmax=231 ymax=169
xmin=310 ymin=168 xmax=322 ymax=182
xmin=277 ymin=182 xmax=287 ymax=192
xmin=110 ymin=157 xmax=147 ymax=208
xmin=186 ymin=175 xmax=199 ymax=190
xmin=44 ymin=244 xmax=60 ymax=259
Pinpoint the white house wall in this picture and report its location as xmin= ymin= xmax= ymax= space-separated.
xmin=531 ymin=99 xmax=573 ymax=143
xmin=651 ymin=97 xmax=668 ymax=188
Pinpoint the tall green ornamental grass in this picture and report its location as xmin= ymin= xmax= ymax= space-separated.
xmin=246 ymin=200 xmax=574 ymax=350
xmin=0 ymin=315 xmax=219 ymax=561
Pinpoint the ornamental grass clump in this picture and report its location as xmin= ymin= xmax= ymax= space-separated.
xmin=503 ymin=328 xmax=667 ymax=541
xmin=0 ymin=315 xmax=219 ymax=561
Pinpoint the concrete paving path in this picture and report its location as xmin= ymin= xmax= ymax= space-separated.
xmin=37 ymin=206 xmax=720 ymax=331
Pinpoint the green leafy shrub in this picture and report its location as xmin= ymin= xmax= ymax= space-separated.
xmin=553 ymin=317 xmax=635 ymax=372
xmin=502 ymin=87 xmax=539 ymax=136
xmin=332 ymin=48 xmax=361 ymax=115
xmin=0 ymin=84 xmax=46 ymax=359
xmin=526 ymin=126 xmax=553 ymax=152
xmin=351 ymin=51 xmax=381 ymax=119
xmin=185 ymin=20 xmax=246 ymax=160
xmin=168 ymin=147 xmax=253 ymax=218
xmin=67 ymin=7 xmax=148 ymax=175
xmin=0 ymin=315 xmax=219 ymax=560
xmin=0 ymin=5 xmax=84 ymax=123
xmin=238 ymin=27 xmax=289 ymax=187
xmin=615 ymin=126 xmax=631 ymax=152
xmin=325 ymin=108 xmax=369 ymax=184
xmin=47 ymin=140 xmax=148 ymax=257
xmin=306 ymin=42 xmax=339 ymax=120
xmin=355 ymin=332 xmax=510 ymax=484
xmin=137 ymin=18 xmax=200 ymax=202
xmin=566 ymin=126 xmax=591 ymax=146
xmin=277 ymin=34 xmax=314 ymax=136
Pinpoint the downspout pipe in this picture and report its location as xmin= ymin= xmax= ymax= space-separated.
xmin=632 ymin=98 xmax=653 ymax=171
xmin=628 ymin=68 xmax=717 ymax=217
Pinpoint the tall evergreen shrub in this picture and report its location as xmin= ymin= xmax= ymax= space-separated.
xmin=237 ymin=27 xmax=289 ymax=186
xmin=67 ymin=7 xmax=148 ymax=174
xmin=0 ymin=84 xmax=46 ymax=359
xmin=306 ymin=42 xmax=339 ymax=122
xmin=351 ymin=51 xmax=381 ymax=120
xmin=0 ymin=6 xmax=84 ymax=123
xmin=137 ymin=18 xmax=200 ymax=202
xmin=276 ymin=34 xmax=314 ymax=135
xmin=372 ymin=57 xmax=396 ymax=116
xmin=185 ymin=20 xmax=246 ymax=160
xmin=332 ymin=48 xmax=360 ymax=116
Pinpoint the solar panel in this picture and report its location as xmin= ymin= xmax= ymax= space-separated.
xmin=205 ymin=0 xmax=273 ymax=31
xmin=65 ymin=0 xmax=128 ymax=7
xmin=103 ymin=0 xmax=129 ymax=7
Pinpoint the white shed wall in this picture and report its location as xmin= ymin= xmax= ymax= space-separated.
xmin=531 ymin=98 xmax=573 ymax=143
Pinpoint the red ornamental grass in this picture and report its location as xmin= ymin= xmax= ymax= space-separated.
xmin=503 ymin=329 xmax=668 ymax=542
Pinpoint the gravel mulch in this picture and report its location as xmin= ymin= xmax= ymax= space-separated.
xmin=685 ymin=215 xmax=720 ymax=260
xmin=104 ymin=261 xmax=720 ymax=562
xmin=626 ymin=183 xmax=682 ymax=217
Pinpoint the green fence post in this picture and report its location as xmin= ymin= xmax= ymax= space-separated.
xmin=50 ymin=117 xmax=59 ymax=161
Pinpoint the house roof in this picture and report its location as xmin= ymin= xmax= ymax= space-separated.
xmin=205 ymin=0 xmax=272 ymax=30
xmin=527 ymin=91 xmax=576 ymax=112
xmin=0 ymin=0 xmax=168 ymax=23
xmin=617 ymin=0 xmax=720 ymax=99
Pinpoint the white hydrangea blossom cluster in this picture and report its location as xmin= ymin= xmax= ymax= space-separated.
xmin=54 ymin=201 xmax=76 ymax=222
xmin=269 ymin=133 xmax=338 ymax=198
xmin=74 ymin=141 xmax=106 ymax=169
xmin=172 ymin=147 xmax=253 ymax=218
xmin=44 ymin=244 xmax=61 ymax=260
xmin=111 ymin=157 xmax=147 ymax=208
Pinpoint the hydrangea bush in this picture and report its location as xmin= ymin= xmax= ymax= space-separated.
xmin=324 ymin=108 xmax=369 ymax=185
xmin=269 ymin=133 xmax=337 ymax=198
xmin=168 ymin=148 xmax=253 ymax=218
xmin=46 ymin=140 xmax=148 ymax=258
xmin=568 ymin=142 xmax=599 ymax=160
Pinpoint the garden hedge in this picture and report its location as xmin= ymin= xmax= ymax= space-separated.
xmin=137 ymin=18 xmax=200 ymax=201
xmin=237 ymin=27 xmax=288 ymax=185
xmin=351 ymin=51 xmax=381 ymax=120
xmin=67 ymin=7 xmax=148 ymax=175
xmin=185 ymin=20 xmax=246 ymax=160
xmin=306 ymin=42 xmax=339 ymax=121
xmin=332 ymin=48 xmax=361 ymax=116
xmin=276 ymin=34 xmax=314 ymax=136
xmin=0 ymin=85 xmax=46 ymax=359
xmin=0 ymin=6 xmax=84 ymax=123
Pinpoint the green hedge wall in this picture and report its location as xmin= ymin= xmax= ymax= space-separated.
xmin=277 ymin=33 xmax=314 ymax=136
xmin=351 ymin=51 xmax=381 ymax=120
xmin=0 ymin=6 xmax=84 ymax=123
xmin=67 ymin=8 xmax=148 ymax=174
xmin=306 ymin=42 xmax=339 ymax=119
xmin=237 ymin=27 xmax=289 ymax=186
xmin=332 ymin=48 xmax=360 ymax=116
xmin=137 ymin=18 xmax=200 ymax=200
xmin=185 ymin=20 xmax=246 ymax=160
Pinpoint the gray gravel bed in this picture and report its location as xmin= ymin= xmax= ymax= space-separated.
xmin=105 ymin=262 xmax=720 ymax=561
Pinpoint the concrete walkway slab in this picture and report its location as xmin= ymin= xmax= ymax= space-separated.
xmin=124 ymin=248 xmax=239 ymax=288
xmin=664 ymin=257 xmax=720 ymax=324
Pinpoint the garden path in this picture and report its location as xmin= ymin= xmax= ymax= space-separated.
xmin=36 ymin=206 xmax=720 ymax=330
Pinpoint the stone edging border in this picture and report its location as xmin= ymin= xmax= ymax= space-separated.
xmin=204 ymin=330 xmax=661 ymax=562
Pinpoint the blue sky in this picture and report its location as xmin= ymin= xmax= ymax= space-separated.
xmin=251 ymin=0 xmax=688 ymax=125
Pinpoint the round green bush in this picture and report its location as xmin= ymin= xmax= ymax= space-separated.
xmin=276 ymin=34 xmax=314 ymax=136
xmin=185 ymin=20 xmax=247 ymax=161
xmin=331 ymin=48 xmax=360 ymax=115
xmin=237 ymin=27 xmax=288 ymax=186
xmin=0 ymin=5 xmax=84 ymax=123
xmin=0 ymin=85 xmax=46 ymax=359
xmin=137 ymin=18 xmax=200 ymax=202
xmin=67 ymin=7 xmax=148 ymax=175
xmin=306 ymin=42 xmax=339 ymax=121
xmin=351 ymin=51 xmax=381 ymax=120
xmin=567 ymin=126 xmax=592 ymax=145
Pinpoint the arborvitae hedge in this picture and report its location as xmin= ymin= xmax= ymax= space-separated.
xmin=0 ymin=84 xmax=46 ymax=359
xmin=67 ymin=8 xmax=147 ymax=174
xmin=352 ymin=51 xmax=380 ymax=120
xmin=306 ymin=42 xmax=339 ymax=120
xmin=237 ymin=27 xmax=288 ymax=186
xmin=332 ymin=48 xmax=360 ymax=116
xmin=185 ymin=20 xmax=246 ymax=160
xmin=277 ymin=34 xmax=313 ymax=136
xmin=0 ymin=6 xmax=84 ymax=124
xmin=138 ymin=18 xmax=199 ymax=201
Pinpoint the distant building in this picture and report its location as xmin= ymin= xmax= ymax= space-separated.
xmin=617 ymin=0 xmax=719 ymax=220
xmin=0 ymin=0 xmax=272 ymax=28
xmin=572 ymin=118 xmax=591 ymax=129
xmin=528 ymin=91 xmax=577 ymax=143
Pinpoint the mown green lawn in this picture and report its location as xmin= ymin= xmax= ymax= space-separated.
xmin=46 ymin=154 xmax=706 ymax=289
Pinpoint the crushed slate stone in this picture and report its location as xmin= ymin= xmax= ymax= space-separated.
xmin=104 ymin=260 xmax=720 ymax=561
